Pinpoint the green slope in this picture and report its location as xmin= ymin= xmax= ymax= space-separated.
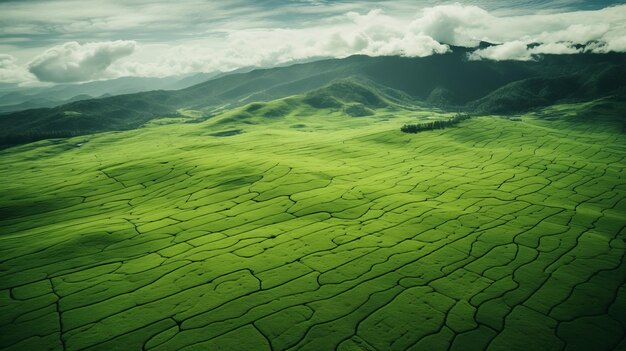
xmin=1 ymin=96 xmax=625 ymax=350
xmin=471 ymin=64 xmax=626 ymax=114
xmin=2 ymin=50 xmax=625 ymax=147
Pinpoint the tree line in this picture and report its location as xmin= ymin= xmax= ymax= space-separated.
xmin=400 ymin=113 xmax=471 ymax=133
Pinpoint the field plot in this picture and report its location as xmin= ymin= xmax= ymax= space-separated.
xmin=1 ymin=102 xmax=625 ymax=350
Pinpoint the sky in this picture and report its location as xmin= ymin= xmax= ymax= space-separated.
xmin=1 ymin=0 xmax=625 ymax=85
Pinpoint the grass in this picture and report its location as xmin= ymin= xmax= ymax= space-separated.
xmin=0 ymin=97 xmax=625 ymax=350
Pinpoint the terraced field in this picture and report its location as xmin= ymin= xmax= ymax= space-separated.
xmin=1 ymin=100 xmax=625 ymax=350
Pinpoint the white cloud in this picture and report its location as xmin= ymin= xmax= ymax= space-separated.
xmin=409 ymin=4 xmax=492 ymax=47
xmin=454 ymin=3 xmax=626 ymax=60
xmin=468 ymin=41 xmax=534 ymax=61
xmin=27 ymin=40 xmax=136 ymax=83
xmin=367 ymin=32 xmax=449 ymax=57
xmin=0 ymin=54 xmax=34 ymax=83
xmin=108 ymin=4 xmax=626 ymax=76
xmin=468 ymin=41 xmax=584 ymax=61
xmin=1 ymin=2 xmax=625 ymax=83
xmin=532 ymin=42 xmax=582 ymax=55
xmin=107 ymin=9 xmax=450 ymax=78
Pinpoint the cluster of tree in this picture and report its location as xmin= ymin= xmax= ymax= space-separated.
xmin=0 ymin=130 xmax=88 ymax=147
xmin=401 ymin=113 xmax=471 ymax=134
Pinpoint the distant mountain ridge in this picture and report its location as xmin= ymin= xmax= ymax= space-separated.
xmin=0 ymin=73 xmax=226 ymax=113
xmin=1 ymin=47 xmax=625 ymax=146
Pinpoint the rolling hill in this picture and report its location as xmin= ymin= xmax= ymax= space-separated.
xmin=1 ymin=89 xmax=624 ymax=350
xmin=1 ymin=48 xmax=625 ymax=148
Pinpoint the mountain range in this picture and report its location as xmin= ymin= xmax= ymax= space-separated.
xmin=1 ymin=45 xmax=624 ymax=146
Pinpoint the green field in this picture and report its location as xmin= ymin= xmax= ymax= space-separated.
xmin=1 ymin=96 xmax=625 ymax=350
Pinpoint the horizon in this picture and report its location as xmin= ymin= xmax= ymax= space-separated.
xmin=1 ymin=0 xmax=625 ymax=87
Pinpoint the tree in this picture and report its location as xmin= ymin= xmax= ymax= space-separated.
xmin=401 ymin=113 xmax=470 ymax=134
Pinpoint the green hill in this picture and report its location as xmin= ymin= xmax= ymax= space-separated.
xmin=471 ymin=64 xmax=626 ymax=114
xmin=1 ymin=50 xmax=625 ymax=147
xmin=1 ymin=93 xmax=624 ymax=350
xmin=208 ymin=79 xmax=424 ymax=129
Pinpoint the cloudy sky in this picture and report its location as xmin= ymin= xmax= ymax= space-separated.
xmin=1 ymin=0 xmax=625 ymax=85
